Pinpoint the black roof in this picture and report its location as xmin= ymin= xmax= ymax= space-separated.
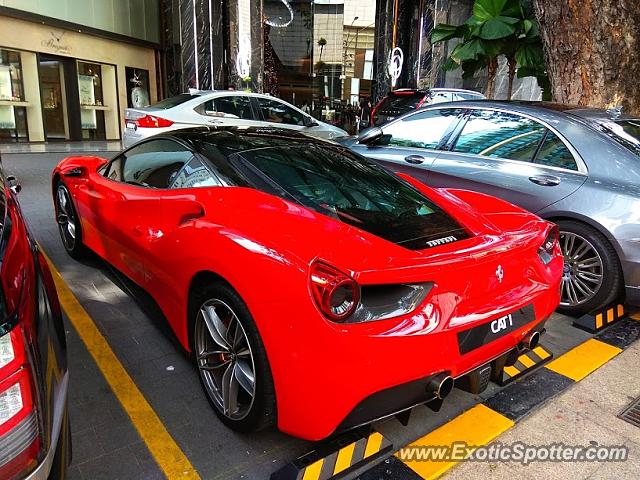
xmin=169 ymin=126 xmax=329 ymax=152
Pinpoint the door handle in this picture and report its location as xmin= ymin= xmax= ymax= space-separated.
xmin=404 ymin=155 xmax=426 ymax=165
xmin=529 ymin=175 xmax=561 ymax=186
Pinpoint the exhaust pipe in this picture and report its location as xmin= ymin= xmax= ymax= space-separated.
xmin=426 ymin=373 xmax=454 ymax=400
xmin=522 ymin=331 xmax=540 ymax=351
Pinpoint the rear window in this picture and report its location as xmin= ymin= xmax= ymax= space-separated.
xmin=150 ymin=94 xmax=197 ymax=110
xmin=600 ymin=120 xmax=640 ymax=156
xmin=234 ymin=144 xmax=468 ymax=250
xmin=379 ymin=93 xmax=426 ymax=112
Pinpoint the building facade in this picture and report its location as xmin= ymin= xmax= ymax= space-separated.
xmin=0 ymin=0 xmax=160 ymax=143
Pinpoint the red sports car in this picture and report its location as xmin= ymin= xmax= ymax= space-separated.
xmin=52 ymin=128 xmax=562 ymax=441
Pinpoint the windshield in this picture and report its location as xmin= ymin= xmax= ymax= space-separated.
xmin=235 ymin=144 xmax=468 ymax=250
xmin=379 ymin=93 xmax=426 ymax=112
xmin=150 ymin=94 xmax=198 ymax=110
xmin=599 ymin=120 xmax=640 ymax=155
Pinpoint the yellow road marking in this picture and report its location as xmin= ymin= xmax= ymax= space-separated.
xmin=617 ymin=304 xmax=624 ymax=317
xmin=396 ymin=404 xmax=514 ymax=479
xmin=533 ymin=346 xmax=550 ymax=360
xmin=631 ymin=312 xmax=640 ymax=321
xmin=519 ymin=355 xmax=535 ymax=369
xmin=302 ymin=459 xmax=323 ymax=480
xmin=334 ymin=442 xmax=356 ymax=475
xmin=545 ymin=338 xmax=622 ymax=382
xmin=503 ymin=365 xmax=519 ymax=378
xmin=364 ymin=431 xmax=384 ymax=459
xmin=43 ymin=251 xmax=200 ymax=479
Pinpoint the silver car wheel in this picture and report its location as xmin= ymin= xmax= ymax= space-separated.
xmin=56 ymin=185 xmax=77 ymax=251
xmin=195 ymin=299 xmax=256 ymax=421
xmin=559 ymin=231 xmax=604 ymax=307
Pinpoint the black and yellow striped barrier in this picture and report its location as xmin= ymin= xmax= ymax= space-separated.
xmin=495 ymin=345 xmax=553 ymax=386
xmin=573 ymin=303 xmax=626 ymax=333
xmin=271 ymin=429 xmax=392 ymax=480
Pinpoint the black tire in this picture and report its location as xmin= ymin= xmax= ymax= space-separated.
xmin=55 ymin=181 xmax=87 ymax=259
xmin=556 ymin=220 xmax=623 ymax=317
xmin=190 ymin=281 xmax=276 ymax=432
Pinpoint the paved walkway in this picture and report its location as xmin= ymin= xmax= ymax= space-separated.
xmin=0 ymin=141 xmax=122 ymax=154
xmin=444 ymin=338 xmax=640 ymax=479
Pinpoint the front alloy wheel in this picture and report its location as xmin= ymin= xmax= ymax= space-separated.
xmin=195 ymin=299 xmax=256 ymax=420
xmin=56 ymin=185 xmax=77 ymax=251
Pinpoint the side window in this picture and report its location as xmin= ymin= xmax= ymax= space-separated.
xmin=120 ymin=139 xmax=194 ymax=188
xmin=101 ymin=156 xmax=123 ymax=181
xmin=534 ymin=131 xmax=578 ymax=170
xmin=170 ymin=157 xmax=221 ymax=189
xmin=199 ymin=96 xmax=254 ymax=119
xmin=256 ymin=98 xmax=305 ymax=126
xmin=380 ymin=108 xmax=461 ymax=149
xmin=453 ymin=110 xmax=545 ymax=162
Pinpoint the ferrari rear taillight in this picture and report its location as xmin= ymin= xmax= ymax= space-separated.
xmin=310 ymin=261 xmax=360 ymax=322
xmin=0 ymin=330 xmax=40 ymax=480
xmin=134 ymin=115 xmax=174 ymax=128
xmin=538 ymin=225 xmax=560 ymax=265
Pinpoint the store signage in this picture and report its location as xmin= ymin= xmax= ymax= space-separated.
xmin=41 ymin=31 xmax=72 ymax=55
xmin=387 ymin=47 xmax=404 ymax=88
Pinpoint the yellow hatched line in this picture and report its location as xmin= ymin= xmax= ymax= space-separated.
xmin=630 ymin=312 xmax=640 ymax=321
xmin=545 ymin=338 xmax=622 ymax=382
xmin=532 ymin=346 xmax=550 ymax=360
xmin=42 ymin=251 xmax=200 ymax=479
xmin=396 ymin=404 xmax=514 ymax=479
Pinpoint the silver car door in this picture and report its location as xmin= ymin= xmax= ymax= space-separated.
xmin=357 ymin=107 xmax=464 ymax=181
xmin=428 ymin=108 xmax=587 ymax=213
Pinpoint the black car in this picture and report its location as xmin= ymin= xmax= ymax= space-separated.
xmin=0 ymin=159 xmax=70 ymax=479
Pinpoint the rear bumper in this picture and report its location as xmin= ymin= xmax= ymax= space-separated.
xmin=337 ymin=319 xmax=547 ymax=432
xmin=24 ymin=373 xmax=68 ymax=480
xmin=254 ymin=275 xmax=561 ymax=441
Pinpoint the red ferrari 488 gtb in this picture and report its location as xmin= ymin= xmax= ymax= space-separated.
xmin=52 ymin=127 xmax=562 ymax=440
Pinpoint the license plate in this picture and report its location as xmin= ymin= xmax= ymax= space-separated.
xmin=126 ymin=121 xmax=136 ymax=130
xmin=457 ymin=304 xmax=535 ymax=354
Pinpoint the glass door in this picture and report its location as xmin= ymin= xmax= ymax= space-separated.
xmin=39 ymin=57 xmax=69 ymax=140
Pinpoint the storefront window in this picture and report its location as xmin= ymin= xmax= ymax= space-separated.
xmin=125 ymin=67 xmax=151 ymax=108
xmin=0 ymin=48 xmax=28 ymax=142
xmin=77 ymin=61 xmax=106 ymax=140
xmin=263 ymin=0 xmax=377 ymax=135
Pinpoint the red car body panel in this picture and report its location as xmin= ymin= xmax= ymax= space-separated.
xmin=53 ymin=154 xmax=562 ymax=440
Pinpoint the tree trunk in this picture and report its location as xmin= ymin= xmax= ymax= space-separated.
xmin=507 ymin=54 xmax=517 ymax=100
xmin=486 ymin=57 xmax=498 ymax=99
xmin=533 ymin=0 xmax=640 ymax=114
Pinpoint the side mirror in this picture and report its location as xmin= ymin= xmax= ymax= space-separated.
xmin=6 ymin=175 xmax=21 ymax=195
xmin=304 ymin=115 xmax=319 ymax=128
xmin=357 ymin=126 xmax=383 ymax=145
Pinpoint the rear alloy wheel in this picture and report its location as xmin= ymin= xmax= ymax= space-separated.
xmin=556 ymin=220 xmax=622 ymax=317
xmin=55 ymin=182 xmax=86 ymax=259
xmin=192 ymin=282 xmax=276 ymax=432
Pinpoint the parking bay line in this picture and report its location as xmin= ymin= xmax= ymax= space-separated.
xmin=42 ymin=250 xmax=200 ymax=480
xmin=545 ymin=338 xmax=622 ymax=382
xmin=396 ymin=404 xmax=514 ymax=479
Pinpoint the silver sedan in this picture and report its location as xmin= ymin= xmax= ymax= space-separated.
xmin=344 ymin=101 xmax=640 ymax=316
xmin=123 ymin=91 xmax=347 ymax=148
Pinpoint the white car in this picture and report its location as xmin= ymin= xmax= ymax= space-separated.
xmin=122 ymin=91 xmax=348 ymax=148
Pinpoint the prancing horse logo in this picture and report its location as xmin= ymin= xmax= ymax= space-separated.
xmin=496 ymin=265 xmax=504 ymax=283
